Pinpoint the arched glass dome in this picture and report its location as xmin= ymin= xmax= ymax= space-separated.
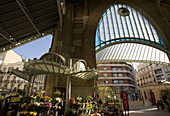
xmin=95 ymin=3 xmax=168 ymax=52
xmin=95 ymin=3 xmax=170 ymax=64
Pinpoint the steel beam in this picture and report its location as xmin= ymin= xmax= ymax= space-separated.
xmin=0 ymin=33 xmax=13 ymax=44
xmin=0 ymin=28 xmax=53 ymax=52
xmin=16 ymin=0 xmax=41 ymax=35
xmin=57 ymin=0 xmax=63 ymax=28
xmin=0 ymin=27 xmax=15 ymax=44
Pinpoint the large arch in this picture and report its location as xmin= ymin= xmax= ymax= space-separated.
xmin=94 ymin=2 xmax=170 ymax=64
xmin=95 ymin=3 xmax=169 ymax=53
xmin=83 ymin=0 xmax=170 ymax=68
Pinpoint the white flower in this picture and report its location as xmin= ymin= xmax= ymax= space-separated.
xmin=55 ymin=98 xmax=61 ymax=103
xmin=40 ymin=102 xmax=44 ymax=105
xmin=34 ymin=102 xmax=40 ymax=106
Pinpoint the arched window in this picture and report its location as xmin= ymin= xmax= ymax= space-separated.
xmin=95 ymin=3 xmax=167 ymax=51
xmin=95 ymin=3 xmax=170 ymax=64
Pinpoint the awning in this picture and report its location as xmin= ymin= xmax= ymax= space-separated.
xmin=71 ymin=69 xmax=99 ymax=80
xmin=8 ymin=68 xmax=28 ymax=80
xmin=24 ymin=59 xmax=70 ymax=77
xmin=10 ymin=52 xmax=99 ymax=81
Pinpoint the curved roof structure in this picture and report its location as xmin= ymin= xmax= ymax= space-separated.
xmin=10 ymin=52 xmax=99 ymax=80
xmin=95 ymin=3 xmax=170 ymax=54
xmin=96 ymin=43 xmax=170 ymax=64
xmin=95 ymin=3 xmax=170 ymax=64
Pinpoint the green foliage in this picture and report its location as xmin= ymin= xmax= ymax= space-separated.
xmin=160 ymin=88 xmax=170 ymax=99
xmin=156 ymin=100 xmax=165 ymax=110
xmin=156 ymin=100 xmax=164 ymax=106
xmin=86 ymin=95 xmax=93 ymax=100
xmin=159 ymin=88 xmax=170 ymax=111
xmin=54 ymin=91 xmax=61 ymax=97
xmin=0 ymin=95 xmax=4 ymax=100
xmin=99 ymin=87 xmax=118 ymax=104
xmin=0 ymin=95 xmax=4 ymax=105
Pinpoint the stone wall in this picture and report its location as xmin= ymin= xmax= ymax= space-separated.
xmin=138 ymin=84 xmax=170 ymax=106
xmin=129 ymin=101 xmax=144 ymax=106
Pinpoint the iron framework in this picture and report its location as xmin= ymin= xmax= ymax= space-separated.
xmin=95 ymin=3 xmax=170 ymax=64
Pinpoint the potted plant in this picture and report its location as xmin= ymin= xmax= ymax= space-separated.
xmin=156 ymin=100 xmax=164 ymax=110
xmin=160 ymin=88 xmax=170 ymax=111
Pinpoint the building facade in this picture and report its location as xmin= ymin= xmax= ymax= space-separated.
xmin=0 ymin=50 xmax=26 ymax=93
xmin=136 ymin=63 xmax=170 ymax=106
xmin=97 ymin=62 xmax=137 ymax=100
xmin=0 ymin=50 xmax=45 ymax=94
xmin=136 ymin=63 xmax=170 ymax=86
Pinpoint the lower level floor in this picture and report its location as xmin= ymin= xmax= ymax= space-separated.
xmin=129 ymin=106 xmax=170 ymax=116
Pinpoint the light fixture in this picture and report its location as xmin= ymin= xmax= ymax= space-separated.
xmin=118 ymin=7 xmax=130 ymax=17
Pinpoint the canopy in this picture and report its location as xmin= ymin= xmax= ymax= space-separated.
xmin=10 ymin=52 xmax=99 ymax=81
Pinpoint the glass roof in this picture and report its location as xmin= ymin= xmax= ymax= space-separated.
xmin=95 ymin=3 xmax=168 ymax=52
xmin=96 ymin=43 xmax=170 ymax=64
xmin=95 ymin=3 xmax=170 ymax=64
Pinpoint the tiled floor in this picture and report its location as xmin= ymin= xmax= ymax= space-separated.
xmin=129 ymin=106 xmax=170 ymax=116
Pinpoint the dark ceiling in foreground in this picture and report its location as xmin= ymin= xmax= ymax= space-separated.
xmin=161 ymin=0 xmax=170 ymax=5
xmin=0 ymin=0 xmax=84 ymax=52
xmin=0 ymin=0 xmax=60 ymax=52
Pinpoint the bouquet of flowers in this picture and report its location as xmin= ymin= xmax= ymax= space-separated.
xmin=29 ymin=111 xmax=37 ymax=116
xmin=44 ymin=102 xmax=52 ymax=108
xmin=91 ymin=113 xmax=101 ymax=116
xmin=53 ymin=105 xmax=61 ymax=111
xmin=54 ymin=91 xmax=61 ymax=97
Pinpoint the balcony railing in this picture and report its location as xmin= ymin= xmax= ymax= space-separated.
xmin=97 ymin=64 xmax=133 ymax=70
xmin=98 ymin=83 xmax=136 ymax=87
xmin=156 ymin=77 xmax=165 ymax=80
xmin=99 ymin=70 xmax=134 ymax=75
xmin=98 ymin=76 xmax=135 ymax=81
xmin=166 ymin=70 xmax=170 ymax=73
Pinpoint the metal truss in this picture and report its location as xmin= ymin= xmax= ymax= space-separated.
xmin=16 ymin=0 xmax=41 ymax=35
xmin=95 ymin=3 xmax=169 ymax=54
xmin=96 ymin=43 xmax=170 ymax=65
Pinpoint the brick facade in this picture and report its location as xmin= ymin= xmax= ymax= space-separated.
xmin=97 ymin=62 xmax=137 ymax=100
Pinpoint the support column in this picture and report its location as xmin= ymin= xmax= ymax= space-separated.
xmin=64 ymin=59 xmax=72 ymax=115
xmin=31 ymin=76 xmax=36 ymax=94
xmin=64 ymin=75 xmax=71 ymax=115
xmin=27 ymin=76 xmax=34 ymax=95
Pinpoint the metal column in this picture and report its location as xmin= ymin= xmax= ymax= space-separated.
xmin=65 ymin=59 xmax=72 ymax=115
